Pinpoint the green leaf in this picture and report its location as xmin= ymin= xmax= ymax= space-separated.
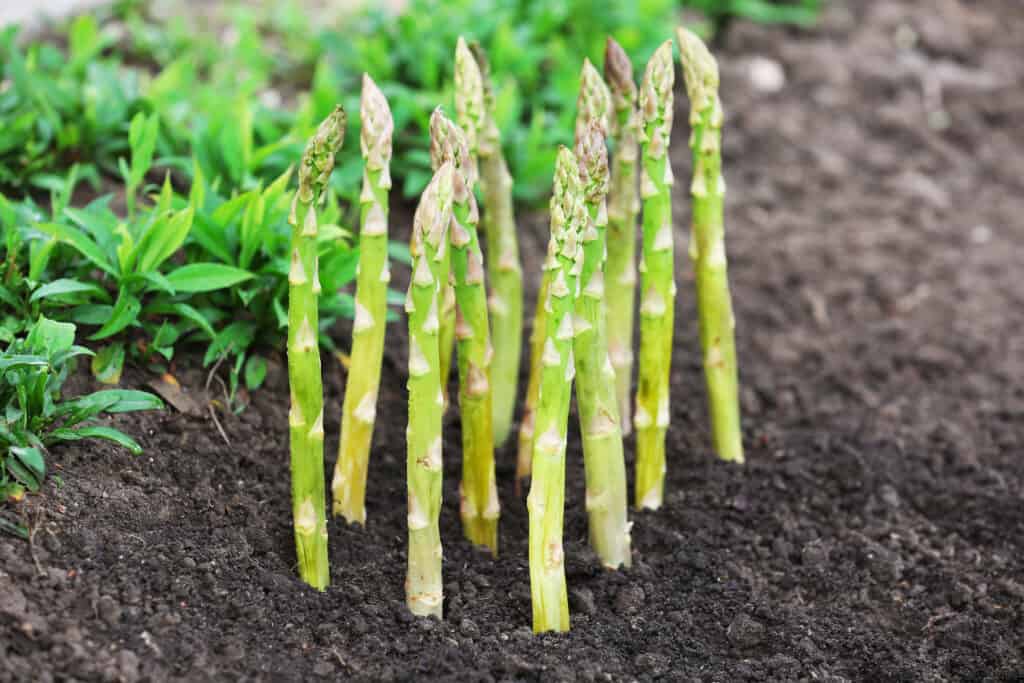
xmin=0 ymin=516 xmax=28 ymax=539
xmin=244 ymin=354 xmax=267 ymax=391
xmin=91 ymin=343 xmax=126 ymax=384
xmin=0 ymin=354 xmax=47 ymax=372
xmin=26 ymin=316 xmax=76 ymax=355
xmin=164 ymin=263 xmax=254 ymax=293
xmin=88 ymin=291 xmax=140 ymax=340
xmin=33 ymin=222 xmax=116 ymax=276
xmin=203 ymin=321 xmax=256 ymax=366
xmin=8 ymin=446 xmax=45 ymax=490
xmin=84 ymin=390 xmax=163 ymax=413
xmin=30 ymin=278 xmax=109 ymax=303
xmin=128 ymin=112 xmax=160 ymax=187
xmin=70 ymin=304 xmax=113 ymax=326
xmin=47 ymin=426 xmax=143 ymax=455
xmin=134 ymin=207 xmax=194 ymax=274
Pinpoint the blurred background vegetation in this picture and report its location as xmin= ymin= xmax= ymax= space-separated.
xmin=2 ymin=0 xmax=821 ymax=205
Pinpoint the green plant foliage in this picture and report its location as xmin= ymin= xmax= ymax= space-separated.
xmin=0 ymin=17 xmax=144 ymax=192
xmin=682 ymin=0 xmax=822 ymax=33
xmin=0 ymin=316 xmax=163 ymax=534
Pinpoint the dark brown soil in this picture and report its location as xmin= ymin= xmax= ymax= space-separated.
xmin=4 ymin=1 xmax=1024 ymax=680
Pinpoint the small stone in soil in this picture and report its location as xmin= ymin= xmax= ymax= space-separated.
xmin=614 ymin=584 xmax=645 ymax=615
xmin=727 ymin=613 xmax=766 ymax=648
xmin=569 ymin=587 xmax=597 ymax=616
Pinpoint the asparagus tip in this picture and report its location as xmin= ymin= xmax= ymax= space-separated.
xmin=603 ymin=36 xmax=636 ymax=98
xmin=675 ymin=26 xmax=720 ymax=114
xmin=576 ymin=58 xmax=612 ymax=142
xmin=361 ymin=75 xmax=393 ymax=170
xmin=414 ymin=161 xmax=456 ymax=249
xmin=575 ymin=119 xmax=608 ymax=203
xmin=299 ymin=105 xmax=346 ymax=200
xmin=455 ymin=36 xmax=485 ymax=153
xmin=639 ymin=41 xmax=675 ymax=133
xmin=429 ymin=108 xmax=475 ymax=190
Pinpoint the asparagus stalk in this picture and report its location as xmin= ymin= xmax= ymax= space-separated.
xmin=515 ymin=261 xmax=549 ymax=492
xmin=430 ymin=108 xmax=500 ymax=553
xmin=469 ymin=41 xmax=523 ymax=449
xmin=517 ymin=61 xmax=608 ymax=492
xmin=603 ymin=38 xmax=641 ymax=437
xmin=406 ymin=162 xmax=456 ymax=617
xmin=634 ymin=41 xmax=676 ymax=511
xmin=288 ymin=106 xmax=345 ymax=590
xmin=332 ymin=75 xmax=394 ymax=525
xmin=676 ymin=27 xmax=744 ymax=463
xmin=438 ymin=271 xmax=457 ymax=412
xmin=528 ymin=146 xmax=584 ymax=633
xmin=573 ymin=119 xmax=631 ymax=569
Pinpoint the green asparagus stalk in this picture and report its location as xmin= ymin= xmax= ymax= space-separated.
xmin=469 ymin=41 xmax=523 ymax=449
xmin=516 ymin=261 xmax=549 ymax=492
xmin=430 ymin=108 xmax=500 ymax=554
xmin=634 ymin=41 xmax=676 ymax=511
xmin=676 ymin=27 xmax=744 ymax=463
xmin=517 ymin=62 xmax=607 ymax=493
xmin=438 ymin=272 xmax=457 ymax=413
xmin=573 ymin=120 xmax=631 ymax=569
xmin=406 ymin=162 xmax=456 ymax=617
xmin=528 ymin=146 xmax=584 ymax=633
xmin=332 ymin=75 xmax=394 ymax=525
xmin=288 ymin=106 xmax=345 ymax=590
xmin=603 ymin=38 xmax=641 ymax=437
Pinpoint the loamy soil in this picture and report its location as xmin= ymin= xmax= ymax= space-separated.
xmin=2 ymin=0 xmax=1023 ymax=680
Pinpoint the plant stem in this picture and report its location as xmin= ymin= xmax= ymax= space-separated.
xmin=677 ymin=27 xmax=744 ymax=463
xmin=332 ymin=75 xmax=393 ymax=525
xmin=603 ymin=37 xmax=640 ymax=437
xmin=469 ymin=41 xmax=523 ymax=449
xmin=528 ymin=146 xmax=583 ymax=633
xmin=288 ymin=106 xmax=345 ymax=590
xmin=516 ymin=269 xmax=549 ymax=492
xmin=634 ymin=41 xmax=675 ymax=511
xmin=573 ymin=118 xmax=631 ymax=569
xmin=431 ymin=106 xmax=499 ymax=554
xmin=405 ymin=162 xmax=455 ymax=617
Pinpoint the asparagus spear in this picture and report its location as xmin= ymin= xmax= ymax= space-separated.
xmin=469 ymin=41 xmax=523 ymax=449
xmin=288 ymin=106 xmax=345 ymax=590
xmin=575 ymin=58 xmax=611 ymax=143
xmin=430 ymin=109 xmax=500 ymax=553
xmin=528 ymin=146 xmax=584 ymax=633
xmin=603 ymin=38 xmax=641 ymax=437
xmin=332 ymin=75 xmax=394 ymax=525
xmin=406 ymin=162 xmax=456 ymax=617
xmin=573 ymin=120 xmax=631 ymax=569
xmin=676 ymin=27 xmax=744 ymax=463
xmin=515 ymin=257 xmax=550 ymax=492
xmin=517 ymin=62 xmax=608 ymax=492
xmin=634 ymin=41 xmax=675 ymax=511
